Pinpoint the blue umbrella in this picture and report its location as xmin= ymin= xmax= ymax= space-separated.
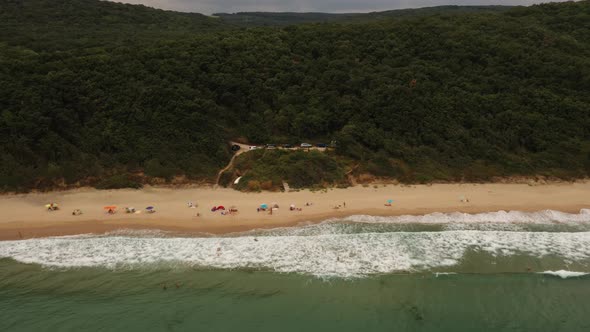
xmin=260 ymin=203 xmax=268 ymax=209
xmin=387 ymin=199 xmax=393 ymax=204
xmin=146 ymin=206 xmax=154 ymax=210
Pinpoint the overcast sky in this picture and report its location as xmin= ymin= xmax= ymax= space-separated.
xmin=111 ymin=0 xmax=570 ymax=15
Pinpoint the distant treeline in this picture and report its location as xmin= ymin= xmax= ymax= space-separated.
xmin=1 ymin=0 xmax=590 ymax=191
xmin=213 ymin=5 xmax=512 ymax=26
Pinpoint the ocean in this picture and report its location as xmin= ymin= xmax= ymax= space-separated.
xmin=1 ymin=210 xmax=590 ymax=331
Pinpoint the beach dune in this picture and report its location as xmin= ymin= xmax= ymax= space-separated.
xmin=0 ymin=182 xmax=589 ymax=240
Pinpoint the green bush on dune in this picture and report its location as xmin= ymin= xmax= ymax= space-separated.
xmin=231 ymin=150 xmax=348 ymax=191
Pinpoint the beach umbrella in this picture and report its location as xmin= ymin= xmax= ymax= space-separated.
xmin=146 ymin=206 xmax=154 ymax=210
xmin=103 ymin=206 xmax=117 ymax=210
xmin=260 ymin=203 xmax=268 ymax=209
xmin=387 ymin=199 xmax=393 ymax=204
xmin=45 ymin=204 xmax=51 ymax=208
xmin=217 ymin=206 xmax=225 ymax=210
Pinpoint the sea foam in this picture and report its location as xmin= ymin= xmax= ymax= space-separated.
xmin=2 ymin=210 xmax=590 ymax=277
xmin=1 ymin=229 xmax=589 ymax=277
xmin=540 ymin=270 xmax=589 ymax=279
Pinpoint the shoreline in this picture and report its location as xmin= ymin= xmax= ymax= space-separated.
xmin=1 ymin=182 xmax=589 ymax=241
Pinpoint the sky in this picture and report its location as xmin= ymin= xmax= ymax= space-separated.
xmin=111 ymin=0 xmax=570 ymax=15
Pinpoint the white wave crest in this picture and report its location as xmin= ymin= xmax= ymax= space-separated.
xmin=434 ymin=272 xmax=458 ymax=277
xmin=1 ymin=230 xmax=589 ymax=277
xmin=345 ymin=209 xmax=590 ymax=224
xmin=540 ymin=270 xmax=589 ymax=279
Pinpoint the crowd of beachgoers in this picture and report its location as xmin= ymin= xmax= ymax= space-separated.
xmin=43 ymin=200 xmax=364 ymax=218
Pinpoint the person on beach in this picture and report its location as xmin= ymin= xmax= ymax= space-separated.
xmin=46 ymin=203 xmax=59 ymax=211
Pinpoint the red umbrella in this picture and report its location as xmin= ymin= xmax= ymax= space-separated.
xmin=217 ymin=206 xmax=225 ymax=210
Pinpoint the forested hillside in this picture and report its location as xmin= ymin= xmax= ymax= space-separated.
xmin=214 ymin=5 xmax=512 ymax=26
xmin=0 ymin=0 xmax=226 ymax=50
xmin=1 ymin=0 xmax=590 ymax=191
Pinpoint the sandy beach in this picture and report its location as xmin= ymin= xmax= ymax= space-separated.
xmin=1 ymin=182 xmax=589 ymax=240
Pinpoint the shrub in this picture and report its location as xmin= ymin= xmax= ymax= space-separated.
xmin=260 ymin=180 xmax=274 ymax=190
xmin=246 ymin=180 xmax=261 ymax=191
xmin=95 ymin=174 xmax=142 ymax=189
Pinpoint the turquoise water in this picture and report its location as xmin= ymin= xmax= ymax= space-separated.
xmin=1 ymin=210 xmax=590 ymax=331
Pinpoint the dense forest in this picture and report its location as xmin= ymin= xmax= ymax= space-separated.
xmin=1 ymin=0 xmax=590 ymax=191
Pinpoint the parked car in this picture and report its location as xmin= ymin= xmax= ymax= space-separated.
xmin=282 ymin=144 xmax=293 ymax=148
xmin=266 ymin=144 xmax=276 ymax=149
xmin=248 ymin=146 xmax=259 ymax=150
xmin=231 ymin=144 xmax=241 ymax=151
xmin=300 ymin=143 xmax=312 ymax=148
xmin=316 ymin=143 xmax=328 ymax=148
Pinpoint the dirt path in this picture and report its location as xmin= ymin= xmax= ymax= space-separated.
xmin=214 ymin=142 xmax=250 ymax=187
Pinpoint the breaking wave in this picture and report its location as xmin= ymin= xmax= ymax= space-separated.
xmin=1 ymin=209 xmax=590 ymax=277
xmin=344 ymin=208 xmax=590 ymax=224
xmin=539 ymin=270 xmax=589 ymax=279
